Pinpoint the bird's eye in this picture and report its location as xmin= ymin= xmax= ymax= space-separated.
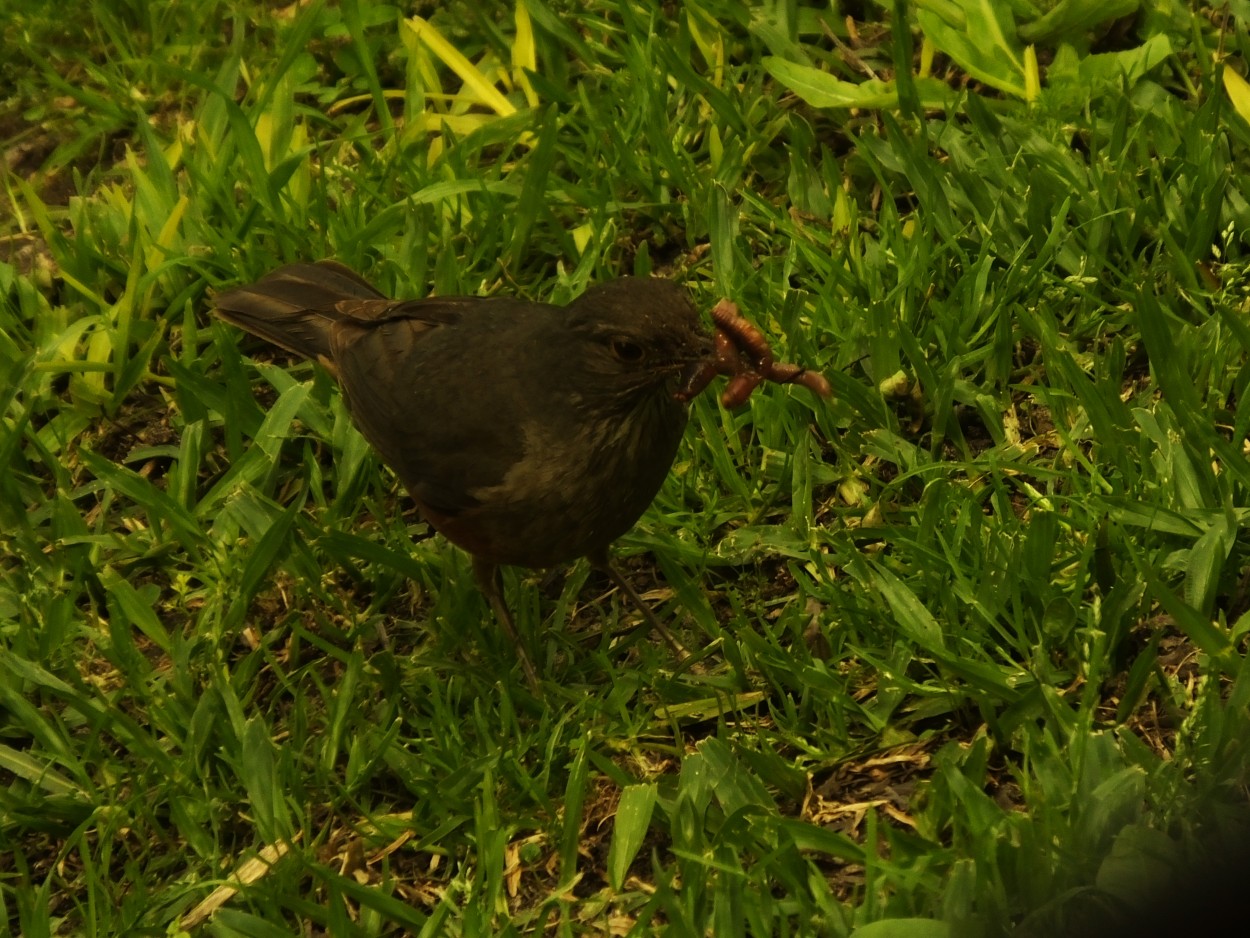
xmin=611 ymin=338 xmax=645 ymax=363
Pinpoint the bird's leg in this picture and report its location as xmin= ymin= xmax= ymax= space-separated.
xmin=472 ymin=555 xmax=540 ymax=687
xmin=590 ymin=552 xmax=689 ymax=662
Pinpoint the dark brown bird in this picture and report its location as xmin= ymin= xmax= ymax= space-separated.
xmin=213 ymin=261 xmax=715 ymax=683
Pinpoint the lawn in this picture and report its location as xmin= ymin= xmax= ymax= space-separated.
xmin=3 ymin=1 xmax=1250 ymax=935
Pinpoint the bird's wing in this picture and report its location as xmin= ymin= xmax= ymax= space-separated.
xmin=329 ymin=297 xmax=536 ymax=517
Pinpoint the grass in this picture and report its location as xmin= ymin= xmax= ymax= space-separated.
xmin=2 ymin=0 xmax=1250 ymax=934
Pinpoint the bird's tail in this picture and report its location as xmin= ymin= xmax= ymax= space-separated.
xmin=212 ymin=260 xmax=385 ymax=361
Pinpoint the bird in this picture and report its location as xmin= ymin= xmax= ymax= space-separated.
xmin=213 ymin=260 xmax=716 ymax=683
